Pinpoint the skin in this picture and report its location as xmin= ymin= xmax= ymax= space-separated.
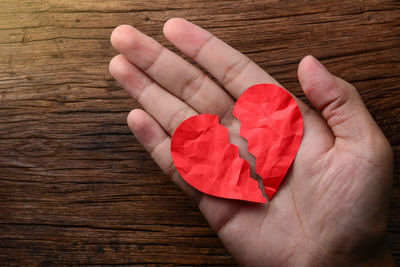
xmin=109 ymin=18 xmax=395 ymax=266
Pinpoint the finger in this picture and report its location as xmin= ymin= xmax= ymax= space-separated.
xmin=128 ymin=109 xmax=251 ymax=233
xmin=297 ymin=55 xmax=384 ymax=148
xmin=162 ymin=18 xmax=325 ymax=161
xmin=163 ymin=18 xmax=281 ymax=99
xmin=111 ymin=25 xmax=235 ymax=126
xmin=109 ymin=54 xmax=197 ymax=135
xmin=127 ymin=109 xmax=202 ymax=201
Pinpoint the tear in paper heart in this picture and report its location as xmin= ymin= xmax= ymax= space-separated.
xmin=171 ymin=84 xmax=303 ymax=203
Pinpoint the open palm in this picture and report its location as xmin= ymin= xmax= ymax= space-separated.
xmin=109 ymin=18 xmax=394 ymax=266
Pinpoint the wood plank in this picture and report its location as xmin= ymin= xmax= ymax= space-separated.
xmin=0 ymin=0 xmax=399 ymax=265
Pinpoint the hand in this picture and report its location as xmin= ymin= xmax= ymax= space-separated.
xmin=109 ymin=18 xmax=394 ymax=266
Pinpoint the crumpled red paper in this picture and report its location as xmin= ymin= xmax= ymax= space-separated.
xmin=171 ymin=114 xmax=265 ymax=203
xmin=233 ymin=84 xmax=303 ymax=199
xmin=171 ymin=84 xmax=303 ymax=203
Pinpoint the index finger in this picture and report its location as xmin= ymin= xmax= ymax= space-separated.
xmin=163 ymin=18 xmax=282 ymax=99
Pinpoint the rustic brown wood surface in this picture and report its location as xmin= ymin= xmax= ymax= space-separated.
xmin=0 ymin=0 xmax=399 ymax=265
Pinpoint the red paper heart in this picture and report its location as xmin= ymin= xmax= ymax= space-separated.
xmin=171 ymin=84 xmax=303 ymax=203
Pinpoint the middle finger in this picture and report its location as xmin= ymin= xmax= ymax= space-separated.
xmin=109 ymin=54 xmax=197 ymax=136
xmin=111 ymin=25 xmax=235 ymax=126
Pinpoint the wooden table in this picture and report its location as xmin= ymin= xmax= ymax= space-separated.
xmin=1 ymin=0 xmax=399 ymax=265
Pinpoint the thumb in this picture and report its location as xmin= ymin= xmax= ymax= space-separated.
xmin=298 ymin=55 xmax=383 ymax=149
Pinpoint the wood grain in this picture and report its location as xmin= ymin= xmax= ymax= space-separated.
xmin=0 ymin=0 xmax=399 ymax=265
